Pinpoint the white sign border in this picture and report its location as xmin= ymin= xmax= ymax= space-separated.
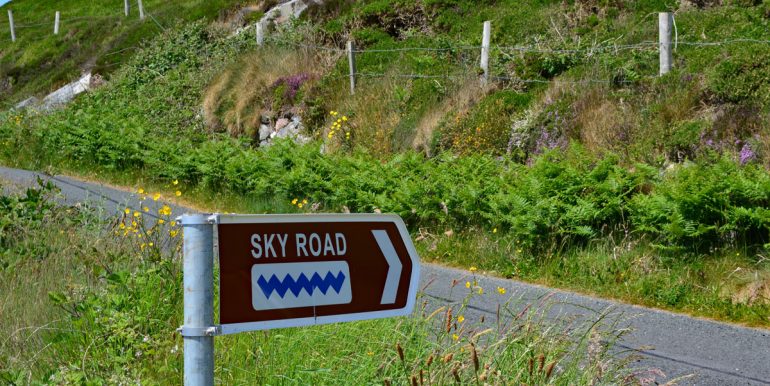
xmin=214 ymin=213 xmax=421 ymax=335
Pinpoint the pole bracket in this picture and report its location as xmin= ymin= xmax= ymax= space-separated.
xmin=177 ymin=325 xmax=221 ymax=337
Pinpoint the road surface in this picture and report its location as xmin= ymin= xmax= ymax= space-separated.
xmin=1 ymin=165 xmax=768 ymax=385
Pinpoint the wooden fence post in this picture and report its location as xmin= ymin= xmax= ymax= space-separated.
xmin=480 ymin=21 xmax=491 ymax=85
xmin=256 ymin=22 xmax=264 ymax=46
xmin=124 ymin=0 xmax=130 ymax=17
xmin=54 ymin=11 xmax=60 ymax=35
xmin=659 ymin=12 xmax=673 ymax=76
xmin=8 ymin=10 xmax=15 ymax=42
xmin=347 ymin=40 xmax=356 ymax=95
xmin=138 ymin=0 xmax=145 ymax=20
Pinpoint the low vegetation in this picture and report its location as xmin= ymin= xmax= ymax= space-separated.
xmin=0 ymin=0 xmax=246 ymax=107
xmin=1 ymin=7 xmax=769 ymax=327
xmin=0 ymin=183 xmax=637 ymax=384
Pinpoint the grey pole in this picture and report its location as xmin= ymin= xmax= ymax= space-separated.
xmin=138 ymin=0 xmax=145 ymax=20
xmin=659 ymin=12 xmax=673 ymax=76
xmin=180 ymin=214 xmax=215 ymax=386
xmin=8 ymin=10 xmax=15 ymax=43
xmin=347 ymin=40 xmax=356 ymax=95
xmin=480 ymin=21 xmax=491 ymax=85
xmin=54 ymin=11 xmax=60 ymax=35
xmin=124 ymin=0 xmax=130 ymax=17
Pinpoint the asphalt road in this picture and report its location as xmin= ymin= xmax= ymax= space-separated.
xmin=2 ymin=166 xmax=769 ymax=385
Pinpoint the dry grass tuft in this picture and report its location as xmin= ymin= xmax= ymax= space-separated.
xmin=202 ymin=48 xmax=336 ymax=138
xmin=573 ymin=87 xmax=636 ymax=155
xmin=412 ymin=78 xmax=483 ymax=155
xmin=730 ymin=272 xmax=770 ymax=306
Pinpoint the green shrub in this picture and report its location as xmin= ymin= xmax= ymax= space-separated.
xmin=707 ymin=46 xmax=770 ymax=104
xmin=630 ymin=159 xmax=770 ymax=252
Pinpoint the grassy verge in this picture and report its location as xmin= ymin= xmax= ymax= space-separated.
xmin=9 ymin=154 xmax=770 ymax=329
xmin=0 ymin=182 xmax=635 ymax=384
xmin=418 ymin=231 xmax=770 ymax=327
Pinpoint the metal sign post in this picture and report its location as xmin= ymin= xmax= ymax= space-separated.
xmin=178 ymin=213 xmax=420 ymax=385
xmin=180 ymin=214 xmax=216 ymax=386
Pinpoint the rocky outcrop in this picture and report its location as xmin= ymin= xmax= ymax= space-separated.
xmin=14 ymin=73 xmax=99 ymax=111
xmin=257 ymin=114 xmax=311 ymax=147
xmin=235 ymin=0 xmax=325 ymax=36
xmin=261 ymin=0 xmax=323 ymax=24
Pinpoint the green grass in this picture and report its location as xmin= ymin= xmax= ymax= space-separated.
xmin=0 ymin=0 xmax=244 ymax=106
xmin=417 ymin=230 xmax=770 ymax=327
xmin=0 ymin=183 xmax=633 ymax=384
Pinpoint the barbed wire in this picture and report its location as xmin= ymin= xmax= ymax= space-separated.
xmin=677 ymin=38 xmax=770 ymax=46
xmin=12 ymin=14 xmax=123 ymax=28
xmin=262 ymin=34 xmax=770 ymax=56
xmin=352 ymin=71 xmax=656 ymax=85
xmin=104 ymin=46 xmax=140 ymax=56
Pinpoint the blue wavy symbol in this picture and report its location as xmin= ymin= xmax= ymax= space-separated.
xmin=256 ymin=271 xmax=347 ymax=298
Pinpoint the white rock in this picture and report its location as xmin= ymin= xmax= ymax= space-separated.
xmin=259 ymin=124 xmax=272 ymax=141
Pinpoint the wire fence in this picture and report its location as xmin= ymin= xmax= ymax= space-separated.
xmin=256 ymin=30 xmax=770 ymax=93
xmin=7 ymin=6 xmax=770 ymax=104
xmin=265 ymin=36 xmax=770 ymax=56
xmin=1 ymin=0 xmax=162 ymax=44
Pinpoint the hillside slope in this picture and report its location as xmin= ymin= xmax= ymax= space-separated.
xmin=0 ymin=0 xmax=247 ymax=107
xmin=204 ymin=0 xmax=770 ymax=167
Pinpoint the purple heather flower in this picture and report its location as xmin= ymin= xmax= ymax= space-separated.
xmin=739 ymin=143 xmax=755 ymax=165
xmin=271 ymin=73 xmax=311 ymax=101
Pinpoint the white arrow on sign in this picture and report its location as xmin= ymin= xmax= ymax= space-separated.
xmin=372 ymin=230 xmax=402 ymax=304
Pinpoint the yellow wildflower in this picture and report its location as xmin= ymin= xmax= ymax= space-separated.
xmin=342 ymin=116 xmax=348 ymax=121
xmin=457 ymin=315 xmax=465 ymax=323
xmin=134 ymin=211 xmax=141 ymax=217
xmin=153 ymin=193 xmax=161 ymax=201
xmin=170 ymin=230 xmax=179 ymax=238
xmin=137 ymin=188 xmax=145 ymax=194
xmin=465 ymin=281 xmax=471 ymax=289
xmin=175 ymin=190 xmax=182 ymax=197
xmin=158 ymin=219 xmax=165 ymax=224
xmin=497 ymin=287 xmax=506 ymax=295
xmin=469 ymin=266 xmax=477 ymax=272
xmin=302 ymin=199 xmax=308 ymax=204
xmin=298 ymin=203 xmax=304 ymax=208
xmin=477 ymin=287 xmax=484 ymax=295
xmin=149 ymin=242 xmax=154 ymax=247
xmin=124 ymin=208 xmax=131 ymax=215
xmin=292 ymin=198 xmax=298 ymax=205
xmin=119 ymin=223 xmax=126 ymax=229
xmin=159 ymin=205 xmax=172 ymax=216
xmin=143 ymin=207 xmax=150 ymax=212
xmin=170 ymin=220 xmax=177 ymax=227
xmin=493 ymin=228 xmax=497 ymax=233
xmin=452 ymin=334 xmax=459 ymax=341
xmin=172 ymin=179 xmax=179 ymax=185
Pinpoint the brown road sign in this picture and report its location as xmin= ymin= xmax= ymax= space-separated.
xmin=215 ymin=214 xmax=421 ymax=334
